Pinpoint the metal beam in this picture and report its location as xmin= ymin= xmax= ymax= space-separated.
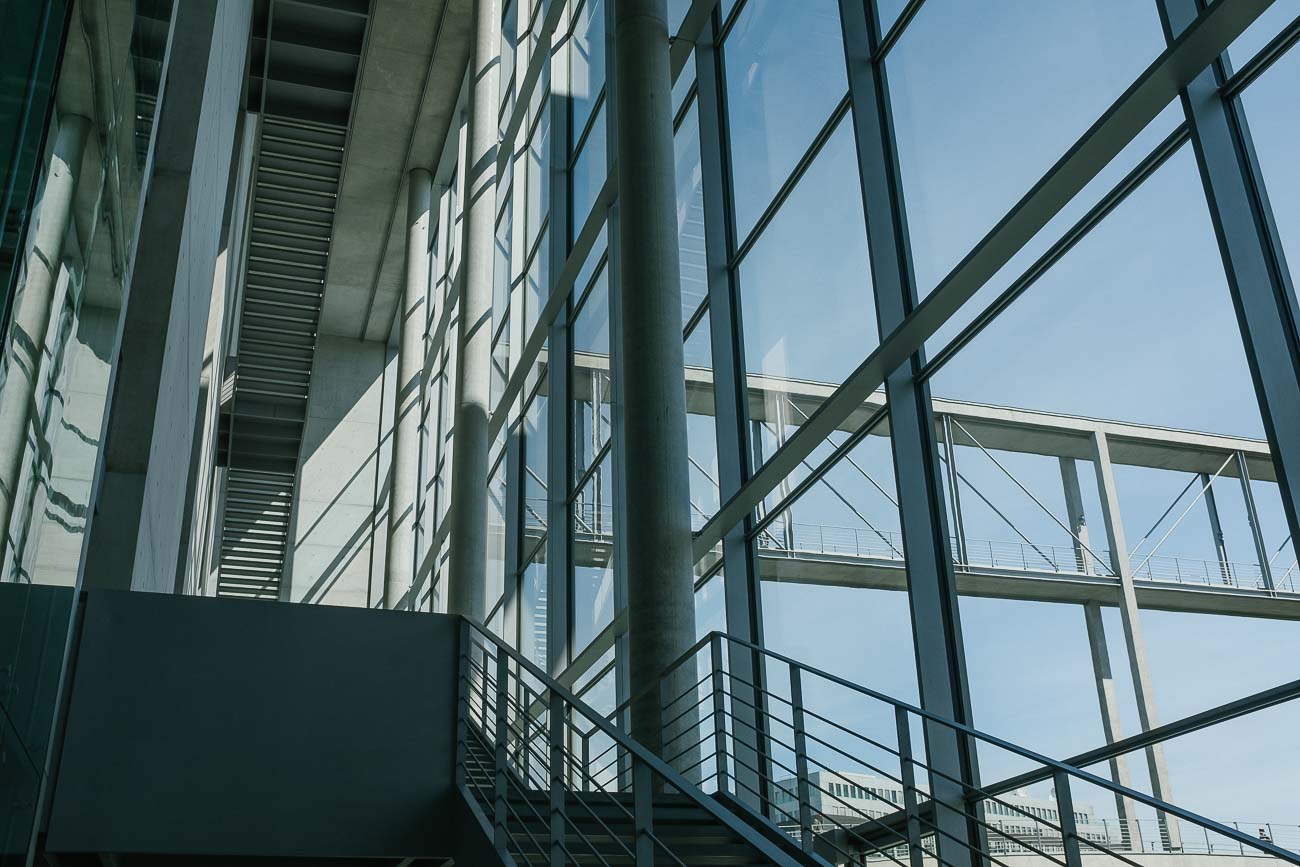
xmin=1155 ymin=0 xmax=1300 ymax=582
xmin=840 ymin=0 xmax=979 ymax=861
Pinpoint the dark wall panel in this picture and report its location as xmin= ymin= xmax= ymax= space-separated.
xmin=47 ymin=592 xmax=458 ymax=859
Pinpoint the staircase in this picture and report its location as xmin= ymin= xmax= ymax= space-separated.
xmin=457 ymin=621 xmax=1300 ymax=867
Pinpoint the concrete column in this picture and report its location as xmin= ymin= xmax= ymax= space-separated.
xmin=1061 ymin=459 xmax=1138 ymax=841
xmin=1089 ymin=431 xmax=1182 ymax=850
xmin=611 ymin=0 xmax=696 ymax=756
xmin=1200 ymin=472 xmax=1232 ymax=583
xmin=1059 ymin=457 xmax=1094 ymax=576
xmin=385 ymin=170 xmax=431 ymax=610
xmin=1234 ymin=452 xmax=1274 ymax=590
xmin=1082 ymin=603 xmax=1141 ymax=851
xmin=0 ymin=113 xmax=90 ymax=558
xmin=445 ymin=0 xmax=500 ymax=621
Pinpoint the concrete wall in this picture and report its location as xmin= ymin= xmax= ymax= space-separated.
xmin=46 ymin=591 xmax=459 ymax=859
xmin=31 ymin=305 xmax=115 ymax=585
xmin=287 ymin=335 xmax=397 ymax=607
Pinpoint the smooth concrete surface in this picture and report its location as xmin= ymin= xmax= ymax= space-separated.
xmin=385 ymin=170 xmax=431 ymax=610
xmin=289 ymin=336 xmax=395 ymax=608
xmin=445 ymin=0 xmax=499 ymax=621
xmin=46 ymin=592 xmax=458 ymax=859
xmin=611 ymin=0 xmax=697 ymax=755
xmin=0 ymin=115 xmax=90 ymax=563
xmin=319 ymin=0 xmax=472 ymax=342
xmin=81 ymin=0 xmax=250 ymax=594
xmin=29 ymin=306 xmax=117 ymax=586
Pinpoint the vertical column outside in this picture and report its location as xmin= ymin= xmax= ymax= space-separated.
xmin=0 ymin=113 xmax=90 ymax=562
xmin=942 ymin=414 xmax=969 ymax=568
xmin=1234 ymin=451 xmax=1274 ymax=590
xmin=1059 ymin=457 xmax=1094 ymax=576
xmin=839 ymin=1 xmax=982 ymax=863
xmin=385 ymin=169 xmax=432 ymax=610
xmin=695 ymin=7 xmax=767 ymax=808
xmin=1062 ymin=455 xmax=1143 ymax=846
xmin=1081 ymin=603 xmax=1141 ymax=851
xmin=1155 ymin=0 xmax=1300 ymax=582
xmin=546 ymin=0 xmax=573 ymax=679
xmin=447 ymin=0 xmax=503 ymax=621
xmin=1200 ymin=471 xmax=1232 ymax=583
xmin=1089 ymin=430 xmax=1181 ymax=849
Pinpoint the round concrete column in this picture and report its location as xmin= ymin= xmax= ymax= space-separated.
xmin=612 ymin=0 xmax=696 ymax=756
xmin=0 ymin=114 xmax=91 ymax=559
xmin=384 ymin=169 xmax=431 ymax=610
xmin=445 ymin=0 xmax=500 ymax=621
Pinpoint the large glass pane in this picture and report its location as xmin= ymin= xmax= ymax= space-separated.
xmin=735 ymin=117 xmax=876 ymax=467
xmin=523 ymin=390 xmax=548 ymax=536
xmin=572 ymin=453 xmax=614 ymax=654
xmin=1237 ymin=45 xmax=1300 ymax=286
xmin=675 ymin=98 xmax=707 ymax=323
xmin=723 ymin=0 xmax=847 ymax=240
xmin=887 ymin=0 xmax=1164 ymax=296
xmin=520 ymin=551 xmax=548 ymax=669
xmin=571 ymin=266 xmax=611 ymax=485
xmin=569 ymin=0 xmax=605 ymax=142
xmin=570 ymin=101 xmax=607 ymax=241
xmin=929 ymin=142 xmax=1296 ymax=838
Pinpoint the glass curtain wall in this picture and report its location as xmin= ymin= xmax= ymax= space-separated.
xmin=0 ymin=1 xmax=176 ymax=861
xmin=412 ymin=0 xmax=1300 ymax=845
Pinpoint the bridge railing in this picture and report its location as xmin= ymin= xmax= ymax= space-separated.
xmin=751 ymin=519 xmax=1299 ymax=595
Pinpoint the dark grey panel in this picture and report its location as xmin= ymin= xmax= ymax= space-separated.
xmin=47 ymin=592 xmax=458 ymax=859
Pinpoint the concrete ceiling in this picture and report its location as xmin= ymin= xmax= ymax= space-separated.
xmin=319 ymin=0 xmax=473 ymax=343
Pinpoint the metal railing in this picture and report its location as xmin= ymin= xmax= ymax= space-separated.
xmin=456 ymin=618 xmax=803 ymax=866
xmin=752 ymin=521 xmax=1300 ymax=595
xmin=648 ymin=630 xmax=1300 ymax=867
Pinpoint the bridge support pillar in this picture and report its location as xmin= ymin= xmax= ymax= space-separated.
xmin=1090 ymin=432 xmax=1182 ymax=850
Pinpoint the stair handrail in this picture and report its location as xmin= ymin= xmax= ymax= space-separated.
xmin=457 ymin=617 xmax=805 ymax=866
xmin=680 ymin=630 xmax=1300 ymax=866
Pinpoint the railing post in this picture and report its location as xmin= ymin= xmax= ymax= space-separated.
xmin=633 ymin=759 xmax=655 ymax=866
xmin=710 ymin=634 xmax=730 ymax=795
xmin=494 ymin=648 xmax=510 ymax=851
xmin=549 ymin=691 xmax=566 ymax=867
xmin=790 ymin=666 xmax=815 ymax=854
xmin=895 ymin=707 xmax=925 ymax=867
xmin=1053 ymin=769 xmax=1083 ymax=867
xmin=582 ymin=729 xmax=591 ymax=793
xmin=456 ymin=620 xmax=471 ymax=788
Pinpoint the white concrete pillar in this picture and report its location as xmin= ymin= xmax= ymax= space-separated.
xmin=612 ymin=0 xmax=697 ymax=755
xmin=385 ymin=169 xmax=431 ymax=610
xmin=445 ymin=0 xmax=500 ymax=621
xmin=1089 ymin=431 xmax=1182 ymax=851
xmin=0 ymin=114 xmax=91 ymax=558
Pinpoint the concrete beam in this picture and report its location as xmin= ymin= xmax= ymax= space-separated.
xmin=80 ymin=0 xmax=251 ymax=593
